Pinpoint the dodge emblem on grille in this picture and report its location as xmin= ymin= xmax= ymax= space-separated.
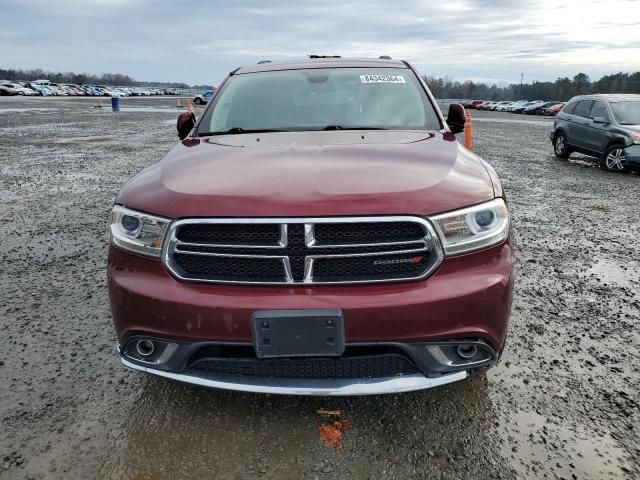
xmin=373 ymin=256 xmax=424 ymax=266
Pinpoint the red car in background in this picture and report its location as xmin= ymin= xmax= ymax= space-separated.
xmin=545 ymin=103 xmax=565 ymax=116
xmin=475 ymin=101 xmax=494 ymax=110
xmin=108 ymin=57 xmax=514 ymax=396
xmin=463 ymin=100 xmax=486 ymax=109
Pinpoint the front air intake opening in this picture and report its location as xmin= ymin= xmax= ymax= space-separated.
xmin=186 ymin=344 xmax=421 ymax=379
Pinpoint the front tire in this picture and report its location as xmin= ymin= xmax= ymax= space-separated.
xmin=600 ymin=145 xmax=627 ymax=172
xmin=554 ymin=133 xmax=571 ymax=159
xmin=194 ymin=98 xmax=203 ymax=105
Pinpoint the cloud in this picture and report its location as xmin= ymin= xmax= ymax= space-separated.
xmin=0 ymin=0 xmax=638 ymax=85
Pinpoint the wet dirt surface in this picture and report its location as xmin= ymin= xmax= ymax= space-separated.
xmin=0 ymin=97 xmax=638 ymax=479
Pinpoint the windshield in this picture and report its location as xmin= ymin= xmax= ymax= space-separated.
xmin=610 ymin=101 xmax=640 ymax=125
xmin=199 ymin=68 xmax=440 ymax=135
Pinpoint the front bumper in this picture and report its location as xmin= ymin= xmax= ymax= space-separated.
xmin=108 ymin=240 xmax=513 ymax=395
xmin=625 ymin=144 xmax=640 ymax=166
xmin=121 ymin=356 xmax=468 ymax=395
xmin=117 ymin=338 xmax=497 ymax=395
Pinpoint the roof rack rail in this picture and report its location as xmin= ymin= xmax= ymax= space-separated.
xmin=309 ymin=55 xmax=341 ymax=59
xmin=379 ymin=55 xmax=392 ymax=59
xmin=257 ymin=60 xmax=271 ymax=64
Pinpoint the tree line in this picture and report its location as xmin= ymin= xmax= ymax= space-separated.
xmin=2 ymin=66 xmax=639 ymax=99
xmin=0 ymin=67 xmax=191 ymax=89
xmin=423 ymin=71 xmax=640 ymax=101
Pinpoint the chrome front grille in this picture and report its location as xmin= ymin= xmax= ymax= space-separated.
xmin=163 ymin=217 xmax=443 ymax=285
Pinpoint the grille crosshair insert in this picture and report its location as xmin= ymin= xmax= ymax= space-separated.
xmin=163 ymin=217 xmax=443 ymax=285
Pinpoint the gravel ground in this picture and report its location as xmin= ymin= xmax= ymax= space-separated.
xmin=0 ymin=97 xmax=638 ymax=480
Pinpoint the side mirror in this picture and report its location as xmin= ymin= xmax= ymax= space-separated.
xmin=446 ymin=103 xmax=466 ymax=134
xmin=592 ymin=116 xmax=609 ymax=124
xmin=177 ymin=111 xmax=197 ymax=140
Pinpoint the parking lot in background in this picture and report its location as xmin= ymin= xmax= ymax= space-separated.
xmin=0 ymin=96 xmax=638 ymax=479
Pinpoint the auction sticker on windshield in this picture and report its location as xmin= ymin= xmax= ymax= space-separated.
xmin=360 ymin=74 xmax=406 ymax=84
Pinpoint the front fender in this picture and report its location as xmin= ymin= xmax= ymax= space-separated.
xmin=607 ymin=133 xmax=632 ymax=150
xmin=624 ymin=144 xmax=640 ymax=164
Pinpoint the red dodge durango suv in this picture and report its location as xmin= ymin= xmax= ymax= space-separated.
xmin=108 ymin=57 xmax=514 ymax=395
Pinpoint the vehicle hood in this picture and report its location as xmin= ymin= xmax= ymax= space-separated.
xmin=116 ymin=130 xmax=496 ymax=218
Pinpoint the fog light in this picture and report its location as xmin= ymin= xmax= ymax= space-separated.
xmin=423 ymin=341 xmax=495 ymax=372
xmin=457 ymin=344 xmax=477 ymax=359
xmin=136 ymin=340 xmax=155 ymax=357
xmin=124 ymin=339 xmax=179 ymax=365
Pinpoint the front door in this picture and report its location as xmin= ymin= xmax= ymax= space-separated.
xmin=568 ymin=100 xmax=595 ymax=152
xmin=582 ymin=101 xmax=611 ymax=154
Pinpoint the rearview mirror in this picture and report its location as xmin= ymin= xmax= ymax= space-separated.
xmin=446 ymin=103 xmax=466 ymax=134
xmin=177 ymin=111 xmax=197 ymax=140
xmin=592 ymin=116 xmax=609 ymax=124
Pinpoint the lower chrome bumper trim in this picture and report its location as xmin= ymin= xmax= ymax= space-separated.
xmin=121 ymin=357 xmax=467 ymax=396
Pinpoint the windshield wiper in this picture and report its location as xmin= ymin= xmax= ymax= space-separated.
xmin=199 ymin=127 xmax=290 ymax=136
xmin=321 ymin=125 xmax=386 ymax=131
xmin=199 ymin=126 xmax=391 ymax=136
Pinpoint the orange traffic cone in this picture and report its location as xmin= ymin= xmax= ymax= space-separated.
xmin=176 ymin=99 xmax=182 ymax=108
xmin=464 ymin=110 xmax=472 ymax=150
xmin=186 ymin=99 xmax=193 ymax=112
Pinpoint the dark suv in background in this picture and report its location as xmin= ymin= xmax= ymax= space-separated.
xmin=551 ymin=94 xmax=640 ymax=171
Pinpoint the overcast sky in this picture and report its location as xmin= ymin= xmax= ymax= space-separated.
xmin=1 ymin=0 xmax=639 ymax=86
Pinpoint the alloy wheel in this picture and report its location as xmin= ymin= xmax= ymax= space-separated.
xmin=554 ymin=134 xmax=570 ymax=159
xmin=605 ymin=148 xmax=626 ymax=171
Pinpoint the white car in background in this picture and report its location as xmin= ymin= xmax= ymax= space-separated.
xmin=505 ymin=100 xmax=528 ymax=112
xmin=44 ymin=83 xmax=65 ymax=95
xmin=132 ymin=87 xmax=150 ymax=95
xmin=494 ymin=101 xmax=514 ymax=111
xmin=520 ymin=100 xmax=547 ymax=114
xmin=0 ymin=84 xmax=19 ymax=95
xmin=481 ymin=101 xmax=500 ymax=110
xmin=94 ymin=85 xmax=119 ymax=96
xmin=0 ymin=82 xmax=37 ymax=95
xmin=61 ymin=84 xmax=85 ymax=96
xmin=16 ymin=82 xmax=38 ymax=95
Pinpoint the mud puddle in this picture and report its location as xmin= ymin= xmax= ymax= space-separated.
xmin=97 ymin=375 xmax=503 ymax=479
xmin=500 ymin=411 xmax=632 ymax=479
xmin=587 ymin=259 xmax=639 ymax=285
xmin=0 ymin=107 xmax=56 ymax=114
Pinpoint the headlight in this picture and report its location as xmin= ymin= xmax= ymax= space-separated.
xmin=429 ymin=198 xmax=509 ymax=255
xmin=109 ymin=205 xmax=170 ymax=257
xmin=630 ymin=131 xmax=640 ymax=144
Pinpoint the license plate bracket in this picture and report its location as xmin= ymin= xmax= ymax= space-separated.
xmin=251 ymin=309 xmax=345 ymax=358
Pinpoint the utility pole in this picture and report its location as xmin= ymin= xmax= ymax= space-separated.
xmin=521 ymin=73 xmax=524 ymax=97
